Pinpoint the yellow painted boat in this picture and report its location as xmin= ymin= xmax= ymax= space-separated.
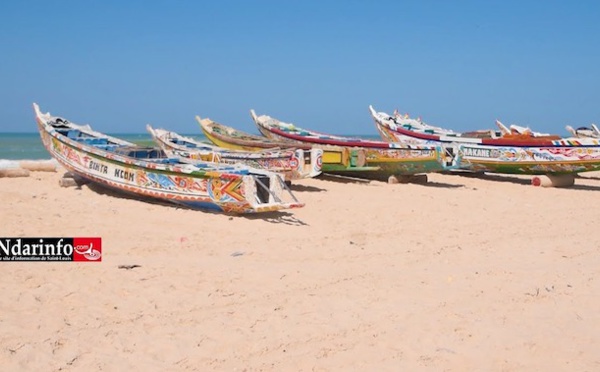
xmin=197 ymin=115 xmax=385 ymax=176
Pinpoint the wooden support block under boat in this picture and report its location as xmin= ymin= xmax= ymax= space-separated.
xmin=0 ymin=168 xmax=30 ymax=178
xmin=388 ymin=174 xmax=428 ymax=184
xmin=19 ymin=160 xmax=58 ymax=172
xmin=59 ymin=178 xmax=79 ymax=188
xmin=59 ymin=172 xmax=89 ymax=188
xmin=531 ymin=174 xmax=575 ymax=188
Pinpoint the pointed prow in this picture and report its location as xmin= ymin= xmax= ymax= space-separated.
xmin=495 ymin=120 xmax=510 ymax=135
xmin=249 ymin=109 xmax=258 ymax=122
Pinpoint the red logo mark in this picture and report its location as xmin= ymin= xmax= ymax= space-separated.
xmin=73 ymin=237 xmax=102 ymax=262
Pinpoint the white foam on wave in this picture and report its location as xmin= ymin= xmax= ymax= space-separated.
xmin=0 ymin=159 xmax=59 ymax=169
xmin=0 ymin=160 xmax=20 ymax=169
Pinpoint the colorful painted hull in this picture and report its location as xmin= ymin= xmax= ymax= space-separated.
xmin=369 ymin=106 xmax=600 ymax=175
xmin=147 ymin=125 xmax=322 ymax=181
xmin=249 ymin=110 xmax=457 ymax=179
xmin=34 ymin=104 xmax=304 ymax=214
xmin=198 ymin=116 xmax=384 ymax=175
xmin=198 ymin=116 xmax=291 ymax=151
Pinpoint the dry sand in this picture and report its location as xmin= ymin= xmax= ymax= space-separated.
xmin=1 ymin=169 xmax=600 ymax=371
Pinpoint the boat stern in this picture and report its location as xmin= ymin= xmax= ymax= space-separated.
xmin=309 ymin=148 xmax=323 ymax=178
xmin=241 ymin=173 xmax=304 ymax=213
xmin=289 ymin=148 xmax=323 ymax=179
xmin=440 ymin=144 xmax=464 ymax=170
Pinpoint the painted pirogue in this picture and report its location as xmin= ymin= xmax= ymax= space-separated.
xmin=249 ymin=110 xmax=459 ymax=180
xmin=369 ymin=105 xmax=600 ymax=175
xmin=34 ymin=103 xmax=303 ymax=214
xmin=198 ymin=115 xmax=382 ymax=177
xmin=147 ymin=124 xmax=322 ymax=182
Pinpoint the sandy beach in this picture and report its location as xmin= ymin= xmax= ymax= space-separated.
xmin=1 ymin=169 xmax=600 ymax=371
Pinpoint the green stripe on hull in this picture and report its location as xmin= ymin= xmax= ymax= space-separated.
xmin=323 ymin=159 xmax=444 ymax=180
xmin=467 ymin=161 xmax=600 ymax=175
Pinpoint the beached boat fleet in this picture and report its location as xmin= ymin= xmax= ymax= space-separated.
xmin=33 ymin=103 xmax=600 ymax=214
xmin=369 ymin=105 xmax=600 ymax=175
xmin=34 ymin=104 xmax=303 ymax=214
xmin=147 ymin=124 xmax=322 ymax=182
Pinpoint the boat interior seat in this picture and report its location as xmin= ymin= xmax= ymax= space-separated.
xmin=75 ymin=137 xmax=109 ymax=145
xmin=114 ymin=147 xmax=166 ymax=159
xmin=66 ymin=130 xmax=81 ymax=138
xmin=96 ymin=144 xmax=119 ymax=152
xmin=149 ymin=158 xmax=180 ymax=164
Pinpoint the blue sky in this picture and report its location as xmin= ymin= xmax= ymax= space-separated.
xmin=1 ymin=0 xmax=599 ymax=135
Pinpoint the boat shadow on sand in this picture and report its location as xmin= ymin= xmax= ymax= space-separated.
xmin=442 ymin=171 xmax=600 ymax=191
xmin=84 ymin=181 xmax=309 ymax=223
xmin=315 ymin=173 xmax=463 ymax=189
xmin=442 ymin=171 xmax=532 ymax=185
xmin=239 ymin=212 xmax=308 ymax=226
xmin=289 ymin=183 xmax=327 ymax=192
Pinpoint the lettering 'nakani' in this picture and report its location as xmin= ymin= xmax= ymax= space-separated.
xmin=462 ymin=147 xmax=492 ymax=158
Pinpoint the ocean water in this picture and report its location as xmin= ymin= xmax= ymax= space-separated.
xmin=0 ymin=132 xmax=381 ymax=162
xmin=0 ymin=132 xmax=207 ymax=161
xmin=0 ymin=133 xmax=52 ymax=160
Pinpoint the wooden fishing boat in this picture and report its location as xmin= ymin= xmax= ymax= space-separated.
xmin=33 ymin=103 xmax=303 ymax=214
xmin=369 ymin=105 xmax=600 ymax=175
xmin=198 ymin=115 xmax=383 ymax=177
xmin=382 ymin=108 xmax=555 ymax=140
xmin=147 ymin=125 xmax=322 ymax=181
xmin=249 ymin=110 xmax=458 ymax=180
xmin=198 ymin=116 xmax=292 ymax=151
xmin=565 ymin=124 xmax=600 ymax=139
